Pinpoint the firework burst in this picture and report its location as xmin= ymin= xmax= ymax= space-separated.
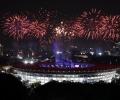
xmin=80 ymin=9 xmax=102 ymax=39
xmin=53 ymin=21 xmax=68 ymax=38
xmin=29 ymin=20 xmax=48 ymax=39
xmin=26 ymin=9 xmax=50 ymax=39
xmin=99 ymin=15 xmax=120 ymax=40
xmin=4 ymin=15 xmax=30 ymax=40
xmin=3 ymin=9 xmax=120 ymax=42
xmin=69 ymin=19 xmax=85 ymax=38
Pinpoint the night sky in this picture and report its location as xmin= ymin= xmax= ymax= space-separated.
xmin=0 ymin=0 xmax=120 ymax=13
xmin=0 ymin=0 xmax=120 ymax=49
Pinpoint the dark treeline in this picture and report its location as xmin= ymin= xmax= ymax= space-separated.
xmin=0 ymin=73 xmax=28 ymax=100
xmin=0 ymin=73 xmax=120 ymax=100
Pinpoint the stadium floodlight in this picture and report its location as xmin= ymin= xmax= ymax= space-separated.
xmin=56 ymin=51 xmax=62 ymax=55
xmin=98 ymin=52 xmax=102 ymax=56
xmin=75 ymin=65 xmax=79 ymax=68
xmin=90 ymin=51 xmax=94 ymax=55
xmin=23 ymin=58 xmax=36 ymax=64
xmin=24 ymin=60 xmax=29 ymax=64
xmin=30 ymin=60 xmax=34 ymax=64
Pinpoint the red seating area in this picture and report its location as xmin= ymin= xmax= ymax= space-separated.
xmin=12 ymin=62 xmax=120 ymax=73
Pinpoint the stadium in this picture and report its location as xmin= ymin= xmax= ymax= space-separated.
xmin=0 ymin=6 xmax=120 ymax=85
xmin=1 ymin=51 xmax=119 ymax=85
xmin=1 ymin=1 xmax=120 ymax=100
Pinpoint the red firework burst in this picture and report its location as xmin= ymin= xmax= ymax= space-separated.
xmin=70 ymin=19 xmax=85 ymax=38
xmin=4 ymin=15 xmax=30 ymax=40
xmin=80 ymin=9 xmax=102 ymax=39
xmin=29 ymin=20 xmax=48 ymax=38
xmin=99 ymin=15 xmax=120 ymax=40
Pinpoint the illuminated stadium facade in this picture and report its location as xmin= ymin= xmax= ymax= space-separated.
xmin=13 ymin=68 xmax=119 ymax=85
xmin=2 ymin=56 xmax=118 ymax=85
xmin=1 ymin=43 xmax=120 ymax=85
